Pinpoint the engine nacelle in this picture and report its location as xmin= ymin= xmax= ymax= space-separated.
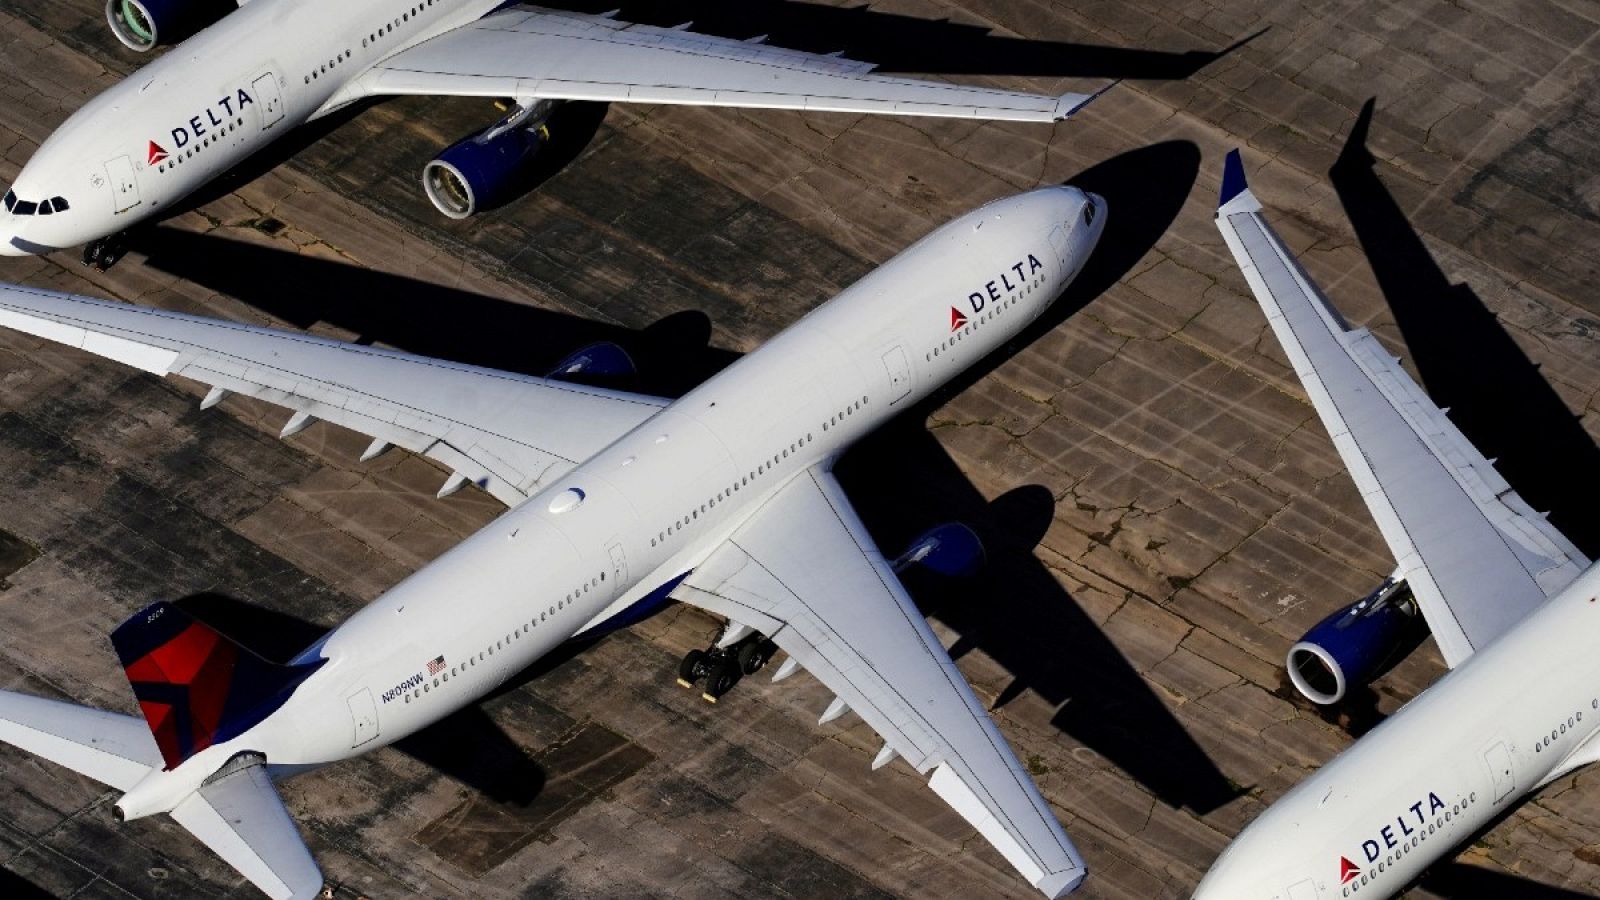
xmin=891 ymin=523 xmax=986 ymax=577
xmin=1286 ymin=579 xmax=1421 ymax=705
xmin=548 ymin=342 xmax=635 ymax=380
xmin=423 ymin=127 xmax=544 ymax=220
xmin=105 ymin=0 xmax=225 ymax=51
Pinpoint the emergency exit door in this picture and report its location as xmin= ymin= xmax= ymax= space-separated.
xmin=104 ymin=155 xmax=139 ymax=214
xmin=252 ymin=72 xmax=285 ymax=130
xmin=347 ymin=688 xmax=379 ymax=748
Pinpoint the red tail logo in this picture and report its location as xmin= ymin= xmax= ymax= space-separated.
xmin=950 ymin=307 xmax=968 ymax=332
xmin=147 ymin=141 xmax=168 ymax=165
xmin=1339 ymin=856 xmax=1360 ymax=884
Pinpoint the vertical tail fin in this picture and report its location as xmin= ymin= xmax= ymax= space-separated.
xmin=111 ymin=602 xmax=323 ymax=770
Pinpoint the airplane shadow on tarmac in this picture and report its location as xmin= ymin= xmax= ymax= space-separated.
xmin=1330 ymin=98 xmax=1600 ymax=559
xmin=1419 ymin=862 xmax=1598 ymax=899
xmin=130 ymin=140 xmax=1238 ymax=814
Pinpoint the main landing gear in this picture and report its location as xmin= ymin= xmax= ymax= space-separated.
xmin=677 ymin=625 xmax=777 ymax=704
xmin=82 ymin=233 xmax=127 ymax=271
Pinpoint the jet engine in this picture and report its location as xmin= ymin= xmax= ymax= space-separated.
xmin=423 ymin=102 xmax=557 ymax=219
xmin=891 ymin=523 xmax=986 ymax=577
xmin=105 ymin=0 xmax=226 ymax=51
xmin=1286 ymin=578 xmax=1423 ymax=705
xmin=547 ymin=342 xmax=636 ymax=380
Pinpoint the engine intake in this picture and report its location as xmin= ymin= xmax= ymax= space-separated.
xmin=1286 ymin=578 xmax=1422 ymax=705
xmin=105 ymin=0 xmax=225 ymax=51
xmin=423 ymin=126 xmax=545 ymax=219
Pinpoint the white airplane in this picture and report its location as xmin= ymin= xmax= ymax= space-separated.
xmin=1194 ymin=150 xmax=1597 ymax=899
xmin=0 ymin=185 xmax=1105 ymax=898
xmin=0 ymin=0 xmax=1102 ymax=264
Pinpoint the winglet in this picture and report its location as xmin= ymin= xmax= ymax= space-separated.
xmin=1056 ymin=80 xmax=1120 ymax=121
xmin=1217 ymin=148 xmax=1263 ymax=216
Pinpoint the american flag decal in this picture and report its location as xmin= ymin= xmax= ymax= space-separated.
xmin=427 ymin=655 xmax=446 ymax=675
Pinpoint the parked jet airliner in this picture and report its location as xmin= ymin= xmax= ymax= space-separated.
xmin=1194 ymin=151 xmax=1597 ymax=899
xmin=0 ymin=0 xmax=1102 ymax=264
xmin=0 ymin=186 xmax=1105 ymax=898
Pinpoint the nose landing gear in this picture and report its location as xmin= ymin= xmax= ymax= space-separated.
xmin=677 ymin=628 xmax=777 ymax=703
xmin=82 ymin=233 xmax=127 ymax=271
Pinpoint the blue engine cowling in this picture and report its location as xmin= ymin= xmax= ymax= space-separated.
xmin=891 ymin=523 xmax=986 ymax=578
xmin=548 ymin=342 xmax=636 ymax=380
xmin=105 ymin=0 xmax=226 ymax=51
xmin=423 ymin=127 xmax=544 ymax=219
xmin=1286 ymin=579 xmax=1422 ymax=705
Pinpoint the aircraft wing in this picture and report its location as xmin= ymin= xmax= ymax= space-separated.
xmin=0 ymin=284 xmax=667 ymax=507
xmin=352 ymin=6 xmax=1094 ymax=122
xmin=1214 ymin=150 xmax=1588 ymax=666
xmin=671 ymin=467 xmax=1086 ymax=898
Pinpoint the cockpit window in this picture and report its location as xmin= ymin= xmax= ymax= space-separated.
xmin=1083 ymin=202 xmax=1096 ymax=226
xmin=1 ymin=193 xmax=65 ymax=217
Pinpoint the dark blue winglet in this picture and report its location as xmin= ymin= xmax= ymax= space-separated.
xmin=1219 ymin=149 xmax=1248 ymax=208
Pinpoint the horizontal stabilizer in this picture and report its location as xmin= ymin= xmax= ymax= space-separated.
xmin=170 ymin=757 xmax=323 ymax=900
xmin=0 ymin=690 xmax=160 ymax=790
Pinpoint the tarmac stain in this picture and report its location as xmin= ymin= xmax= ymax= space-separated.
xmin=413 ymin=720 xmax=654 ymax=876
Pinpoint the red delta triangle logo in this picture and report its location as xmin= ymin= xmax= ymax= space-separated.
xmin=949 ymin=307 xmax=968 ymax=332
xmin=1339 ymin=856 xmax=1360 ymax=885
xmin=147 ymin=140 xmax=169 ymax=166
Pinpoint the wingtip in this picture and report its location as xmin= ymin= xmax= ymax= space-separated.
xmin=1217 ymin=148 xmax=1262 ymax=216
xmin=1037 ymin=867 xmax=1088 ymax=897
xmin=1056 ymin=80 xmax=1119 ymax=120
xmin=1219 ymin=148 xmax=1248 ymax=207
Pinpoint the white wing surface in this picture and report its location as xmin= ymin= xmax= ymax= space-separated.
xmin=0 ymin=690 xmax=160 ymax=791
xmin=672 ymin=468 xmax=1086 ymax=898
xmin=170 ymin=760 xmax=323 ymax=900
xmin=352 ymin=6 xmax=1093 ymax=122
xmin=0 ymin=284 xmax=666 ymax=507
xmin=1214 ymin=151 xmax=1587 ymax=666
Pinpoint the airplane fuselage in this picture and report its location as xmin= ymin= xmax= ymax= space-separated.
xmin=1194 ymin=559 xmax=1600 ymax=899
xmin=0 ymin=0 xmax=498 ymax=255
xmin=111 ymin=186 xmax=1106 ymax=818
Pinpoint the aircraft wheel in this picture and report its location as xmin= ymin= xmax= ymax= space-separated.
xmin=701 ymin=660 xmax=740 ymax=702
xmin=737 ymin=639 xmax=776 ymax=676
xmin=677 ymin=648 xmax=709 ymax=687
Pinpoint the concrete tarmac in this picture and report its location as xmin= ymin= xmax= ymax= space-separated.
xmin=1 ymin=1 xmax=1598 ymax=898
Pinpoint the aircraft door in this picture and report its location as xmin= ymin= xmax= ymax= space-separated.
xmin=104 ymin=155 xmax=140 ymax=214
xmin=1048 ymin=224 xmax=1071 ymax=269
xmin=1484 ymin=740 xmax=1515 ymax=803
xmin=881 ymin=345 xmax=911 ymax=404
xmin=607 ymin=541 xmax=628 ymax=591
xmin=1286 ymin=879 xmax=1316 ymax=900
xmin=347 ymin=688 xmax=379 ymax=748
xmin=252 ymin=72 xmax=285 ymax=130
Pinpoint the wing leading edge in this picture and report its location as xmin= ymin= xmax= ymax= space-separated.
xmin=1214 ymin=150 xmax=1587 ymax=666
xmin=672 ymin=467 xmax=1086 ymax=897
xmin=0 ymin=284 xmax=667 ymax=508
xmin=351 ymin=7 xmax=1096 ymax=123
